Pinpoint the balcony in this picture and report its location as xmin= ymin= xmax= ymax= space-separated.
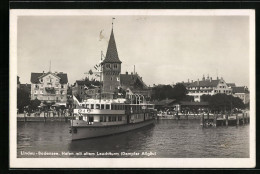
xmin=45 ymin=87 xmax=55 ymax=94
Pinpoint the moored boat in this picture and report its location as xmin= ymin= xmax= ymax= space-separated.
xmin=70 ymin=98 xmax=156 ymax=140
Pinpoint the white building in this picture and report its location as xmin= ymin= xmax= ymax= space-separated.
xmin=184 ymin=76 xmax=232 ymax=102
xmin=30 ymin=71 xmax=68 ymax=104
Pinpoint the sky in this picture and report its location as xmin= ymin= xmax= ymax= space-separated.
xmin=17 ymin=15 xmax=250 ymax=87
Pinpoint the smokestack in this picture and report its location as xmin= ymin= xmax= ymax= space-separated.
xmin=188 ymin=79 xmax=190 ymax=83
xmin=197 ymin=79 xmax=199 ymax=85
xmin=126 ymin=71 xmax=128 ymax=75
xmin=210 ymin=77 xmax=212 ymax=82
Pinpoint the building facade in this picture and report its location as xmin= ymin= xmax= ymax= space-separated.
xmin=30 ymin=71 xmax=68 ymax=104
xmin=184 ymin=76 xmax=232 ymax=102
xmin=72 ymin=80 xmax=100 ymax=101
xmin=232 ymin=86 xmax=250 ymax=104
xmin=120 ymin=72 xmax=152 ymax=100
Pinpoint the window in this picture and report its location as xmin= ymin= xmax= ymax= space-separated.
xmin=114 ymin=64 xmax=118 ymax=69
xmin=111 ymin=77 xmax=113 ymax=81
xmin=101 ymin=104 xmax=104 ymax=110
xmin=112 ymin=116 xmax=116 ymax=122
xmin=105 ymin=104 xmax=110 ymax=110
xmin=96 ymin=104 xmax=100 ymax=109
xmin=118 ymin=116 xmax=122 ymax=121
xmin=61 ymin=85 xmax=64 ymax=89
xmin=91 ymin=104 xmax=94 ymax=109
xmin=86 ymin=104 xmax=89 ymax=109
xmin=106 ymin=64 xmax=111 ymax=68
xmin=108 ymin=116 xmax=112 ymax=122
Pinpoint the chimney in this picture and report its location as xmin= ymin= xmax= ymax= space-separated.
xmin=197 ymin=79 xmax=199 ymax=85
xmin=217 ymin=76 xmax=219 ymax=80
xmin=126 ymin=71 xmax=128 ymax=75
xmin=188 ymin=79 xmax=190 ymax=83
xmin=210 ymin=77 xmax=212 ymax=82
xmin=191 ymin=80 xmax=193 ymax=83
xmin=43 ymin=71 xmax=45 ymax=74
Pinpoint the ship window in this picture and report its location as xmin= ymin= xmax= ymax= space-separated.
xmin=89 ymin=116 xmax=94 ymax=122
xmin=112 ymin=116 xmax=116 ymax=122
xmin=100 ymin=116 xmax=103 ymax=122
xmin=96 ymin=104 xmax=100 ymax=109
xmin=108 ymin=116 xmax=112 ymax=122
xmin=91 ymin=104 xmax=94 ymax=109
xmin=105 ymin=104 xmax=110 ymax=110
xmin=101 ymin=104 xmax=104 ymax=110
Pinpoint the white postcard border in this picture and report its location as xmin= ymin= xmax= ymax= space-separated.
xmin=10 ymin=9 xmax=256 ymax=168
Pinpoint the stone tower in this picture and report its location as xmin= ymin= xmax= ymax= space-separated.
xmin=102 ymin=28 xmax=122 ymax=96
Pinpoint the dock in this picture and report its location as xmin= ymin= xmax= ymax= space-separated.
xmin=156 ymin=112 xmax=250 ymax=127
xmin=17 ymin=112 xmax=72 ymax=122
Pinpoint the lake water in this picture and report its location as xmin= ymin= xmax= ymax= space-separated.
xmin=17 ymin=119 xmax=249 ymax=158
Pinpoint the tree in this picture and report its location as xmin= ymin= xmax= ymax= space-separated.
xmin=17 ymin=88 xmax=30 ymax=113
xmin=172 ymin=84 xmax=187 ymax=101
xmin=30 ymin=98 xmax=41 ymax=111
xmin=151 ymin=84 xmax=188 ymax=101
xmin=201 ymin=94 xmax=245 ymax=112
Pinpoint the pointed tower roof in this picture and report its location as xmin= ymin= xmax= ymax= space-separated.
xmin=103 ymin=29 xmax=122 ymax=64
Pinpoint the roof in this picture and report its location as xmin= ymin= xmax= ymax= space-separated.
xmin=232 ymin=86 xmax=249 ymax=94
xmin=151 ymin=99 xmax=176 ymax=106
xmin=177 ymin=101 xmax=209 ymax=106
xmin=120 ymin=73 xmax=148 ymax=89
xmin=227 ymin=83 xmax=236 ymax=87
xmin=103 ymin=29 xmax=122 ymax=63
xmin=31 ymin=72 xmax=68 ymax=84
xmin=75 ymin=80 xmax=100 ymax=89
xmin=187 ymin=80 xmax=220 ymax=87
xmin=120 ymin=74 xmax=137 ymax=87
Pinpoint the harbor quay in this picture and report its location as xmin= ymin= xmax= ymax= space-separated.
xmin=17 ymin=111 xmax=72 ymax=122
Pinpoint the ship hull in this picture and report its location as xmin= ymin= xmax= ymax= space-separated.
xmin=71 ymin=119 xmax=155 ymax=140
